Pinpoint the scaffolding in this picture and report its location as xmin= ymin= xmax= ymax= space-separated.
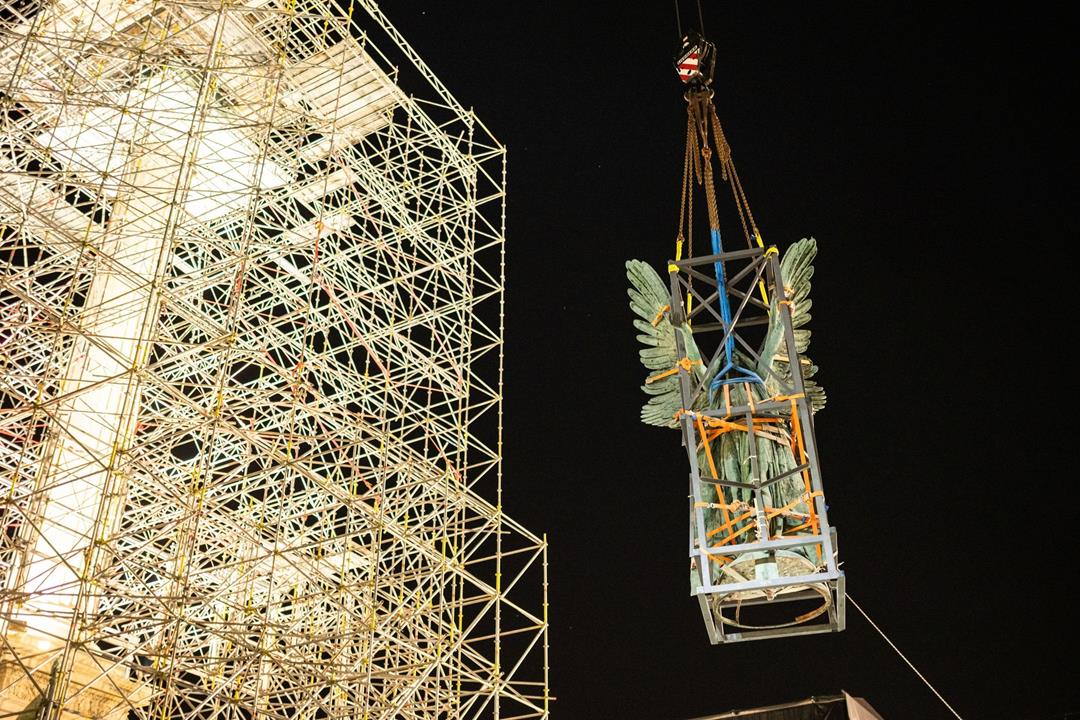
xmin=0 ymin=0 xmax=549 ymax=717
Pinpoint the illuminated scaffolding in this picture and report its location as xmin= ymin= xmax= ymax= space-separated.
xmin=0 ymin=0 xmax=549 ymax=717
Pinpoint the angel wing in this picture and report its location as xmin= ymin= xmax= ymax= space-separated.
xmin=626 ymin=260 xmax=708 ymax=427
xmin=756 ymin=238 xmax=826 ymax=412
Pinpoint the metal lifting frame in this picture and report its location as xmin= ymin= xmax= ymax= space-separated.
xmin=0 ymin=0 xmax=549 ymax=717
xmin=668 ymin=246 xmax=845 ymax=644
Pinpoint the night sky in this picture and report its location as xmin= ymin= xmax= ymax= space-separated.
xmin=384 ymin=4 xmax=1072 ymax=719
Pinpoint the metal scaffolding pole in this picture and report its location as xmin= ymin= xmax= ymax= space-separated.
xmin=0 ymin=0 xmax=549 ymax=717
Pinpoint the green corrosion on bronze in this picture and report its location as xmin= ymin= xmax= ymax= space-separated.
xmin=626 ymin=238 xmax=825 ymax=585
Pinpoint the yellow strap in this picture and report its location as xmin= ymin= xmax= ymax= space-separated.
xmin=757 ymin=236 xmax=775 ymax=304
xmin=646 ymin=368 xmax=678 ymax=384
xmin=698 ymin=416 xmax=788 ymax=445
xmin=707 ymin=491 xmax=823 ymax=543
xmin=772 ymin=392 xmax=805 ymax=402
xmin=645 ymin=357 xmax=702 ymax=384
xmin=768 ymin=491 xmax=823 ymax=521
xmin=695 ymin=413 xmax=733 ymax=536
xmin=677 ymin=357 xmax=700 ymax=372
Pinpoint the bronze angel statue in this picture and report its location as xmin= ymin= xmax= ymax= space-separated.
xmin=626 ymin=238 xmax=826 ymax=587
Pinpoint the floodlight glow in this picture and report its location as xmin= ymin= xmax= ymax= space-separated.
xmin=0 ymin=1 xmax=549 ymax=718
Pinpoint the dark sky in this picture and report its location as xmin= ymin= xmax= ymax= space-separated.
xmin=383 ymin=4 xmax=1073 ymax=719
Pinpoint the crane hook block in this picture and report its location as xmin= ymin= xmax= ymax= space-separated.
xmin=675 ymin=30 xmax=716 ymax=87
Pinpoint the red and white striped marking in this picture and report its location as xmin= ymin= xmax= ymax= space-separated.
xmin=677 ymin=51 xmax=700 ymax=82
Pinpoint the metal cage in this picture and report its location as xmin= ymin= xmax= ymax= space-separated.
xmin=668 ymin=246 xmax=844 ymax=644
